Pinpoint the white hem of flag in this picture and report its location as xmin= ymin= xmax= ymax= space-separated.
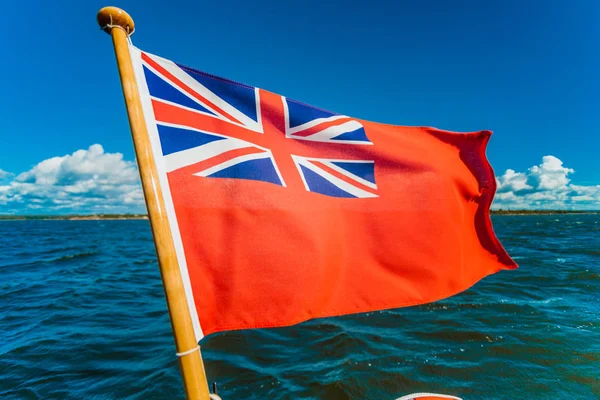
xmin=129 ymin=44 xmax=205 ymax=341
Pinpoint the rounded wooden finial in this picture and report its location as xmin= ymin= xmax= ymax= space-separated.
xmin=97 ymin=6 xmax=135 ymax=35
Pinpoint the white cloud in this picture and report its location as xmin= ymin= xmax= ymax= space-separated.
xmin=527 ymin=155 xmax=574 ymax=191
xmin=493 ymin=155 xmax=600 ymax=210
xmin=496 ymin=169 xmax=532 ymax=192
xmin=0 ymin=168 xmax=11 ymax=180
xmin=0 ymin=145 xmax=145 ymax=214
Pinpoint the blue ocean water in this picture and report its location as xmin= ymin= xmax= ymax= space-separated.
xmin=1 ymin=215 xmax=599 ymax=399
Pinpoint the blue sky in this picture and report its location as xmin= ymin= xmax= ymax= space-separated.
xmin=0 ymin=0 xmax=599 ymax=213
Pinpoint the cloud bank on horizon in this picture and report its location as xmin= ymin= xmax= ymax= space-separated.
xmin=495 ymin=155 xmax=600 ymax=210
xmin=0 ymin=145 xmax=598 ymax=214
xmin=0 ymin=145 xmax=144 ymax=215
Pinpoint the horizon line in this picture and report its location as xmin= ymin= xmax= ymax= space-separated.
xmin=1 ymin=209 xmax=599 ymax=220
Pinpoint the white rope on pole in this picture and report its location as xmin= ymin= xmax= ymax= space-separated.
xmin=176 ymin=345 xmax=200 ymax=358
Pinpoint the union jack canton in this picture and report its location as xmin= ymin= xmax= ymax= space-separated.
xmin=139 ymin=51 xmax=378 ymax=198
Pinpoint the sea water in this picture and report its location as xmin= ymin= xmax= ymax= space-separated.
xmin=1 ymin=215 xmax=599 ymax=399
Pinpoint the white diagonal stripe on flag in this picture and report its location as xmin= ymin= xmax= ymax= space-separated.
xmin=162 ymin=136 xmax=259 ymax=173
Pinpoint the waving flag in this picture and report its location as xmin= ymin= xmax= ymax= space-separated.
xmin=130 ymin=46 xmax=516 ymax=339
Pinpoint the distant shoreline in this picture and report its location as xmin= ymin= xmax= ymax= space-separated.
xmin=0 ymin=210 xmax=598 ymax=220
xmin=490 ymin=210 xmax=600 ymax=216
xmin=0 ymin=214 xmax=148 ymax=221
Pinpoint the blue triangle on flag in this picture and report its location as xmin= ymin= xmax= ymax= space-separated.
xmin=331 ymin=127 xmax=370 ymax=143
xmin=300 ymin=165 xmax=356 ymax=198
xmin=286 ymin=99 xmax=336 ymax=128
xmin=208 ymin=157 xmax=282 ymax=186
xmin=330 ymin=161 xmax=375 ymax=184
xmin=182 ymin=66 xmax=258 ymax=122
xmin=144 ymin=66 xmax=217 ymax=116
xmin=158 ymin=125 xmax=224 ymax=156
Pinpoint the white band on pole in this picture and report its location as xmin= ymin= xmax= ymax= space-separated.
xmin=176 ymin=346 xmax=200 ymax=358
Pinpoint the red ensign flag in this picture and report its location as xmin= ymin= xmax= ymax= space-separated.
xmin=131 ymin=47 xmax=517 ymax=339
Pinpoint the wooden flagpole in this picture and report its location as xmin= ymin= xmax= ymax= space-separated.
xmin=97 ymin=7 xmax=211 ymax=400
